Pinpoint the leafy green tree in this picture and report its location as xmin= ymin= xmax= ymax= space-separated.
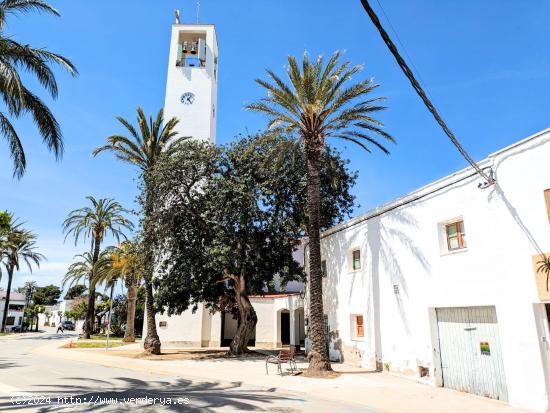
xmin=149 ymin=135 xmax=356 ymax=354
xmin=93 ymin=107 xmax=181 ymax=354
xmin=1 ymin=217 xmax=45 ymax=331
xmin=32 ymin=284 xmax=61 ymax=306
xmin=64 ymin=284 xmax=87 ymax=300
xmin=0 ymin=0 xmax=77 ymax=178
xmin=246 ymin=51 xmax=393 ymax=374
xmin=63 ymin=197 xmax=133 ymax=338
xmin=65 ymin=298 xmax=87 ymax=322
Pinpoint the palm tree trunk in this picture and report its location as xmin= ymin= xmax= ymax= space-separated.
xmin=143 ymin=277 xmax=161 ymax=354
xmin=229 ymin=274 xmax=257 ymax=355
xmin=84 ymin=236 xmax=101 ymax=339
xmin=142 ymin=184 xmax=161 ymax=354
xmin=1 ymin=265 xmax=14 ymax=332
xmin=305 ymin=146 xmax=332 ymax=375
xmin=123 ymin=282 xmax=137 ymax=342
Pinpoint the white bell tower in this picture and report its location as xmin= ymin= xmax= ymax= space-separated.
xmin=163 ymin=17 xmax=218 ymax=144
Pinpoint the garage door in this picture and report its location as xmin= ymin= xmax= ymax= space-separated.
xmin=436 ymin=306 xmax=508 ymax=401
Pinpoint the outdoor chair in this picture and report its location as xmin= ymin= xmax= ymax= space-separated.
xmin=265 ymin=346 xmax=298 ymax=375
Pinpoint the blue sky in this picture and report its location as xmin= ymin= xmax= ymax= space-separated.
xmin=1 ymin=0 xmax=549 ymax=290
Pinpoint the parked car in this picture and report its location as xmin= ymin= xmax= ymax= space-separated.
xmin=62 ymin=320 xmax=75 ymax=331
xmin=9 ymin=325 xmax=21 ymax=333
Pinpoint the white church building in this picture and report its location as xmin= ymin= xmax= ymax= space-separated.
xmin=146 ymin=21 xmax=306 ymax=351
xmin=307 ymin=128 xmax=550 ymax=411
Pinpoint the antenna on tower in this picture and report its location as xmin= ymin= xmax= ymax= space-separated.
xmin=196 ymin=1 xmax=200 ymax=24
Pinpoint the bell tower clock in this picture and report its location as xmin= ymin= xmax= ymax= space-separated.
xmin=163 ymin=17 xmax=218 ymax=144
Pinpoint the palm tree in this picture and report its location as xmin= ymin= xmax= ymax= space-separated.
xmin=0 ymin=0 xmax=77 ymax=178
xmin=93 ymin=107 xmax=181 ymax=354
xmin=63 ymin=248 xmax=114 ymax=335
xmin=63 ymin=196 xmax=133 ymax=338
xmin=62 ymin=250 xmax=113 ymax=290
xmin=1 ymin=222 xmax=45 ymax=331
xmin=246 ymin=51 xmax=394 ymax=374
xmin=107 ymin=240 xmax=142 ymax=342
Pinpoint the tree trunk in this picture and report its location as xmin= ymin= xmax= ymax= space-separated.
xmin=142 ymin=182 xmax=161 ymax=354
xmin=1 ymin=265 xmax=14 ymax=332
xmin=34 ymin=316 xmax=38 ymax=332
xmin=143 ymin=277 xmax=161 ymax=354
xmin=229 ymin=274 xmax=257 ymax=355
xmin=123 ymin=281 xmax=137 ymax=342
xmin=305 ymin=144 xmax=332 ymax=375
xmin=83 ymin=236 xmax=101 ymax=339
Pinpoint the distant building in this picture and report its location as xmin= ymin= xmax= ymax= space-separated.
xmin=0 ymin=289 xmax=25 ymax=331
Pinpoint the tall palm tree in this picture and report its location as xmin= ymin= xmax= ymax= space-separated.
xmin=0 ymin=210 xmax=11 ymax=285
xmin=63 ymin=196 xmax=133 ymax=338
xmin=93 ymin=107 xmax=181 ymax=354
xmin=246 ymin=51 xmax=394 ymax=374
xmin=106 ymin=240 xmax=142 ymax=342
xmin=1 ymin=222 xmax=45 ymax=331
xmin=0 ymin=0 xmax=77 ymax=178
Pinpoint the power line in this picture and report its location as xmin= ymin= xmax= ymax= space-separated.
xmin=359 ymin=0 xmax=495 ymax=185
xmin=374 ymin=0 xmax=426 ymax=87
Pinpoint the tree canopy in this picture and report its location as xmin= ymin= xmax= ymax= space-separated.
xmin=64 ymin=284 xmax=87 ymax=300
xmin=148 ymin=134 xmax=357 ymax=353
xmin=32 ymin=284 xmax=61 ymax=306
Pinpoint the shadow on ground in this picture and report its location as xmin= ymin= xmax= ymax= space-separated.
xmin=15 ymin=333 xmax=78 ymax=341
xmin=0 ymin=376 xmax=302 ymax=412
xmin=0 ymin=359 xmax=21 ymax=369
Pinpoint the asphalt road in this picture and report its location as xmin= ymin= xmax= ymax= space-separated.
xmin=0 ymin=331 xmax=367 ymax=413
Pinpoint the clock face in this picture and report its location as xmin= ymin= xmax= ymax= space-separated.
xmin=180 ymin=92 xmax=195 ymax=105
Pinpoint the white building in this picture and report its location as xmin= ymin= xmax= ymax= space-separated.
xmin=146 ymin=19 xmax=306 ymax=350
xmin=153 ymin=292 xmax=304 ymax=349
xmin=306 ymin=128 xmax=550 ymax=411
xmin=0 ymin=290 xmax=25 ymax=331
xmin=163 ymin=21 xmax=217 ymax=143
xmin=39 ymin=299 xmax=75 ymax=328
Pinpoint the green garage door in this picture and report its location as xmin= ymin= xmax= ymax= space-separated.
xmin=436 ymin=306 xmax=508 ymax=401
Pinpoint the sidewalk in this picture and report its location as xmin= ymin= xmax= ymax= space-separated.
xmin=36 ymin=339 xmax=536 ymax=413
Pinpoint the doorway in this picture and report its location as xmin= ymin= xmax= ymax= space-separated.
xmin=280 ymin=311 xmax=290 ymax=345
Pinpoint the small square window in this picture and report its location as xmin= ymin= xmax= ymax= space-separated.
xmin=321 ymin=260 xmax=327 ymax=278
xmin=544 ymin=189 xmax=550 ymax=224
xmin=445 ymin=221 xmax=466 ymax=251
xmin=352 ymin=249 xmax=361 ymax=271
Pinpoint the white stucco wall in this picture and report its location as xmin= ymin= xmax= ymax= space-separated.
xmin=164 ymin=24 xmax=217 ymax=143
xmin=153 ymin=304 xmax=206 ymax=347
xmin=309 ymin=129 xmax=550 ymax=411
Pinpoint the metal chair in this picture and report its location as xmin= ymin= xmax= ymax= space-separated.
xmin=265 ymin=346 xmax=297 ymax=375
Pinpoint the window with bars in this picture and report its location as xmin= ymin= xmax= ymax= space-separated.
xmin=445 ymin=220 xmax=466 ymax=251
